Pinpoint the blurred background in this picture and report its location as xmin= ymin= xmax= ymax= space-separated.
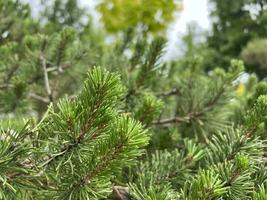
xmin=26 ymin=0 xmax=209 ymax=59
xmin=22 ymin=0 xmax=267 ymax=78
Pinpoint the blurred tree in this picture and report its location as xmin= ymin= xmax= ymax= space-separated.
xmin=97 ymin=0 xmax=182 ymax=35
xmin=241 ymin=38 xmax=267 ymax=78
xmin=40 ymin=0 xmax=86 ymax=33
xmin=207 ymin=0 xmax=267 ymax=76
xmin=0 ymin=0 xmax=38 ymax=45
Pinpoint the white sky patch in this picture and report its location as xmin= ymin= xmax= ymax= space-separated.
xmin=165 ymin=0 xmax=210 ymax=59
xmin=180 ymin=0 xmax=210 ymax=31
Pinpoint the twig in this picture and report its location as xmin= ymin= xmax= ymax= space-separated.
xmin=153 ymin=85 xmax=226 ymax=126
xmin=0 ymin=84 xmax=9 ymax=89
xmin=5 ymin=64 xmax=20 ymax=83
xmin=224 ymin=168 xmax=241 ymax=187
xmin=226 ymin=125 xmax=258 ymax=161
xmin=156 ymin=88 xmax=180 ymax=97
xmin=111 ymin=186 xmax=130 ymax=200
xmin=152 ymin=116 xmax=189 ymax=125
xmin=40 ymin=54 xmax=53 ymax=103
xmin=28 ymin=92 xmax=50 ymax=103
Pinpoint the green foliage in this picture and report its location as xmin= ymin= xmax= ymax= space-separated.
xmin=40 ymin=0 xmax=85 ymax=33
xmin=134 ymin=93 xmax=164 ymax=126
xmin=1 ymin=1 xmax=267 ymax=199
xmin=97 ymin=0 xmax=181 ymax=34
xmin=241 ymin=38 xmax=267 ymax=72
xmin=181 ymin=169 xmax=228 ymax=199
xmin=129 ymin=93 xmax=267 ymax=199
xmin=0 ymin=0 xmax=38 ymax=45
xmin=0 ymin=67 xmax=149 ymax=199
xmin=0 ymin=27 xmax=85 ymax=115
xmin=252 ymin=184 xmax=267 ymax=200
xmin=153 ymin=59 xmax=244 ymax=141
xmin=207 ymin=0 xmax=267 ymax=76
xmin=129 ymin=139 xmax=204 ymax=199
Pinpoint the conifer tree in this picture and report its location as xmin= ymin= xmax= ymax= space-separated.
xmin=1 ymin=0 xmax=267 ymax=199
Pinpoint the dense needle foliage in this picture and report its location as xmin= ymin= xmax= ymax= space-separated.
xmin=1 ymin=0 xmax=267 ymax=199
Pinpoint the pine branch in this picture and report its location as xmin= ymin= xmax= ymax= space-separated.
xmin=226 ymin=126 xmax=258 ymax=161
xmin=54 ymin=28 xmax=75 ymax=72
xmin=152 ymin=83 xmax=227 ymax=126
xmin=78 ymin=137 xmax=127 ymax=187
xmin=21 ymin=68 xmax=149 ymax=199
xmin=55 ymin=115 xmax=148 ymax=199
xmin=136 ymin=37 xmax=166 ymax=88
xmin=41 ymin=123 xmax=106 ymax=167
xmin=224 ymin=168 xmax=241 ymax=187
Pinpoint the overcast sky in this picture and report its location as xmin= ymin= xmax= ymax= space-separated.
xmin=166 ymin=0 xmax=210 ymax=58
xmin=177 ymin=0 xmax=210 ymax=31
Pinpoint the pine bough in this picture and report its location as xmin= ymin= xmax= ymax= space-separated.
xmin=0 ymin=67 xmax=149 ymax=199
